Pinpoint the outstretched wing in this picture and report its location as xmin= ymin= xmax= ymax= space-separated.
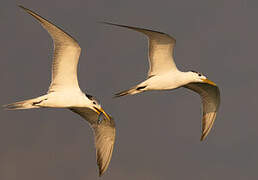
xmin=102 ymin=22 xmax=178 ymax=77
xmin=184 ymin=82 xmax=220 ymax=141
xmin=19 ymin=6 xmax=81 ymax=92
xmin=70 ymin=107 xmax=116 ymax=177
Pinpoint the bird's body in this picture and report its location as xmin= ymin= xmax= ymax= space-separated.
xmin=134 ymin=71 xmax=196 ymax=91
xmin=4 ymin=6 xmax=116 ymax=176
xmin=39 ymin=91 xmax=91 ymax=108
xmin=103 ymin=22 xmax=220 ymax=141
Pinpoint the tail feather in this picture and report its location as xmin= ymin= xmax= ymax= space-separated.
xmin=3 ymin=96 xmax=47 ymax=110
xmin=114 ymin=85 xmax=147 ymax=98
xmin=114 ymin=89 xmax=134 ymax=98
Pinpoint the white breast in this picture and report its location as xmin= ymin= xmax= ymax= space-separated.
xmin=40 ymin=90 xmax=90 ymax=108
xmin=144 ymin=71 xmax=191 ymax=90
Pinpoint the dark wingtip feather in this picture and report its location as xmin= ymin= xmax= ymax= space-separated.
xmin=200 ymin=135 xmax=205 ymax=141
xmin=18 ymin=5 xmax=24 ymax=8
xmin=98 ymin=169 xmax=104 ymax=177
xmin=200 ymin=132 xmax=208 ymax=141
xmin=98 ymin=21 xmax=123 ymax=27
xmin=18 ymin=5 xmax=28 ymax=11
xmin=113 ymin=90 xmax=129 ymax=98
xmin=99 ymin=21 xmax=168 ymax=35
xmin=98 ymin=21 xmax=136 ymax=33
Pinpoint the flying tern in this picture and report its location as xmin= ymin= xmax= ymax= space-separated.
xmin=103 ymin=22 xmax=220 ymax=141
xmin=4 ymin=6 xmax=116 ymax=176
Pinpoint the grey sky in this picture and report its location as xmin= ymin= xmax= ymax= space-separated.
xmin=1 ymin=0 xmax=258 ymax=179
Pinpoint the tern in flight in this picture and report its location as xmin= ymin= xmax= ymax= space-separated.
xmin=103 ymin=22 xmax=220 ymax=141
xmin=3 ymin=6 xmax=116 ymax=176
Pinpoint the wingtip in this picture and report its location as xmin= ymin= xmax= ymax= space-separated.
xmin=98 ymin=21 xmax=142 ymax=32
xmin=98 ymin=21 xmax=124 ymax=28
xmin=18 ymin=5 xmax=26 ymax=10
xmin=98 ymin=170 xmax=104 ymax=177
xmin=97 ymin=161 xmax=107 ymax=177
xmin=200 ymin=133 xmax=207 ymax=141
xmin=99 ymin=21 xmax=169 ymax=37
xmin=18 ymin=5 xmax=32 ymax=14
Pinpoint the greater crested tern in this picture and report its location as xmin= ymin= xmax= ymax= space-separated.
xmin=103 ymin=22 xmax=220 ymax=141
xmin=3 ymin=6 xmax=115 ymax=176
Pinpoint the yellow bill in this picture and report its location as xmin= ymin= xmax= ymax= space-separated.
xmin=201 ymin=78 xmax=217 ymax=86
xmin=94 ymin=107 xmax=111 ymax=121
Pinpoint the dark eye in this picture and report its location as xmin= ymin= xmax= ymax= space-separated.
xmin=93 ymin=101 xmax=96 ymax=105
xmin=198 ymin=74 xmax=201 ymax=77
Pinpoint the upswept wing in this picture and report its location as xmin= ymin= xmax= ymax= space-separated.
xmin=70 ymin=107 xmax=116 ymax=177
xmin=102 ymin=22 xmax=178 ymax=77
xmin=19 ymin=6 xmax=81 ymax=92
xmin=184 ymin=82 xmax=220 ymax=141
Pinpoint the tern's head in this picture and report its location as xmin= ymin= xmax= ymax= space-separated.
xmin=189 ymin=70 xmax=216 ymax=86
xmin=85 ymin=94 xmax=111 ymax=121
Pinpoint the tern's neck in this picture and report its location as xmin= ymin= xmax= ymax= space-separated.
xmin=178 ymin=71 xmax=196 ymax=85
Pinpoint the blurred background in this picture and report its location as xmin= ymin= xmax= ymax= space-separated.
xmin=1 ymin=0 xmax=258 ymax=179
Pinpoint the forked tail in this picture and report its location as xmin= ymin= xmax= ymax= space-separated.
xmin=3 ymin=96 xmax=48 ymax=110
xmin=114 ymin=85 xmax=147 ymax=98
